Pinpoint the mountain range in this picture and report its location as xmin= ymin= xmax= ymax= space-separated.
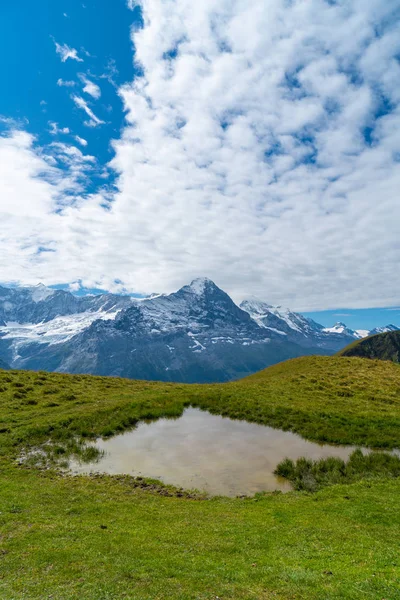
xmin=0 ymin=278 xmax=398 ymax=382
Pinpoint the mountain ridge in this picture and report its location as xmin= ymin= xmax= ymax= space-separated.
xmin=0 ymin=279 xmax=398 ymax=382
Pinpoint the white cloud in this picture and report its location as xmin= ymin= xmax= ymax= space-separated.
xmin=57 ymin=78 xmax=76 ymax=88
xmin=2 ymin=1 xmax=400 ymax=310
xmin=79 ymin=75 xmax=101 ymax=99
xmin=0 ymin=130 xmax=94 ymax=227
xmin=49 ymin=122 xmax=70 ymax=135
xmin=54 ymin=41 xmax=83 ymax=63
xmin=74 ymin=135 xmax=88 ymax=147
xmin=71 ymin=95 xmax=105 ymax=127
xmin=0 ymin=130 xmax=102 ymax=287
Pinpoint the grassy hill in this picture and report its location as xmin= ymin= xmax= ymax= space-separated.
xmin=337 ymin=330 xmax=400 ymax=363
xmin=1 ymin=356 xmax=400 ymax=598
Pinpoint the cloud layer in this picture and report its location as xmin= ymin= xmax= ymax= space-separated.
xmin=1 ymin=0 xmax=400 ymax=310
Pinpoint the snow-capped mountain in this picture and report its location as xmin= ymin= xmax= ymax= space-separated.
xmin=369 ymin=324 xmax=399 ymax=335
xmin=240 ymin=301 xmax=355 ymax=351
xmin=322 ymin=322 xmax=354 ymax=335
xmin=320 ymin=322 xmax=369 ymax=339
xmin=0 ymin=283 xmax=132 ymax=326
xmin=240 ymin=301 xmax=399 ymax=345
xmin=321 ymin=323 xmax=400 ymax=339
xmin=0 ymin=279 xmax=398 ymax=382
xmin=240 ymin=298 xmax=323 ymax=336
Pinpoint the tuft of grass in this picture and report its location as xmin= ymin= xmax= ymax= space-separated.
xmin=275 ymin=449 xmax=400 ymax=492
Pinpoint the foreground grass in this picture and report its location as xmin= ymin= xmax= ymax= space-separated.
xmin=1 ymin=467 xmax=399 ymax=600
xmin=1 ymin=356 xmax=400 ymax=598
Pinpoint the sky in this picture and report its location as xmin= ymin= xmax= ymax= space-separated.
xmin=0 ymin=0 xmax=400 ymax=323
xmin=302 ymin=307 xmax=400 ymax=331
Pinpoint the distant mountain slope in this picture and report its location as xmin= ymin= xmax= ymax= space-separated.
xmin=338 ymin=331 xmax=400 ymax=363
xmin=0 ymin=357 xmax=10 ymax=370
xmin=240 ymin=299 xmax=355 ymax=351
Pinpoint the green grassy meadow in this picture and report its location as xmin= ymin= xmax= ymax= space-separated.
xmin=1 ymin=356 xmax=400 ymax=599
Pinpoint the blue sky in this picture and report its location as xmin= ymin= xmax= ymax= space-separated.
xmin=0 ymin=0 xmax=399 ymax=325
xmin=0 ymin=0 xmax=139 ymax=188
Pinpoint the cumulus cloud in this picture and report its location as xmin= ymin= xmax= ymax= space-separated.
xmin=74 ymin=135 xmax=88 ymax=147
xmin=49 ymin=122 xmax=70 ymax=135
xmin=0 ymin=129 xmax=106 ymax=286
xmin=57 ymin=78 xmax=76 ymax=88
xmin=54 ymin=41 xmax=83 ymax=63
xmin=2 ymin=0 xmax=400 ymax=310
xmin=71 ymin=95 xmax=105 ymax=127
xmin=79 ymin=75 xmax=101 ymax=99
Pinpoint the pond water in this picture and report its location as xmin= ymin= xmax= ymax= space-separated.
xmin=69 ymin=407 xmax=361 ymax=496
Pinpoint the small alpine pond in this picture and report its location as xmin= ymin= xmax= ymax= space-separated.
xmin=68 ymin=407 xmax=368 ymax=496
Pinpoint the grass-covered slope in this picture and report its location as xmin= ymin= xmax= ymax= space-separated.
xmin=338 ymin=330 xmax=400 ymax=363
xmin=1 ymin=356 xmax=400 ymax=599
xmin=1 ymin=356 xmax=400 ymax=453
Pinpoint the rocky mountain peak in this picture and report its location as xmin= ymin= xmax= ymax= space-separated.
xmin=240 ymin=297 xmax=274 ymax=315
xmin=26 ymin=283 xmax=55 ymax=303
xmin=135 ymin=277 xmax=254 ymax=333
xmin=322 ymin=322 xmax=355 ymax=335
xmin=182 ymin=277 xmax=220 ymax=296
